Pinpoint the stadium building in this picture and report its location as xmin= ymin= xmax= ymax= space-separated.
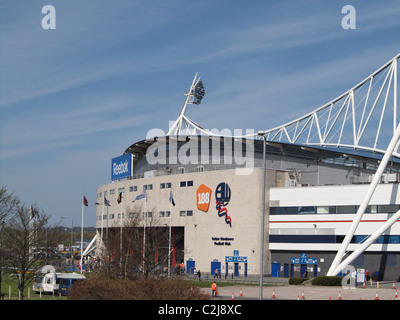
xmin=95 ymin=54 xmax=400 ymax=281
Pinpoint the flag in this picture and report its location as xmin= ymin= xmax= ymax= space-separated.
xmin=117 ymin=192 xmax=122 ymax=204
xmin=133 ymin=192 xmax=146 ymax=202
xmin=83 ymin=195 xmax=88 ymax=207
xmin=169 ymin=191 xmax=175 ymax=207
xmin=104 ymin=195 xmax=111 ymax=206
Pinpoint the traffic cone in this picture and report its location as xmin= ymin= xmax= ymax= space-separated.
xmin=216 ymin=287 xmax=219 ymax=297
xmin=272 ymin=290 xmax=276 ymax=298
xmin=395 ymin=290 xmax=398 ymax=298
xmin=362 ymin=281 xmax=365 ymax=289
xmin=393 ymin=281 xmax=396 ymax=289
xmin=301 ymin=291 xmax=305 ymax=299
xmin=240 ymin=288 xmax=243 ymax=297
xmin=232 ymin=292 xmax=235 ymax=300
xmin=338 ymin=291 xmax=342 ymax=300
xmin=375 ymin=291 xmax=379 ymax=300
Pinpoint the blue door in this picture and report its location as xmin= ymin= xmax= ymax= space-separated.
xmin=186 ymin=260 xmax=195 ymax=274
xmin=271 ymin=262 xmax=281 ymax=277
xmin=301 ymin=264 xmax=307 ymax=278
xmin=234 ymin=263 xmax=239 ymax=277
xmin=284 ymin=264 xmax=289 ymax=278
xmin=211 ymin=261 xmax=221 ymax=278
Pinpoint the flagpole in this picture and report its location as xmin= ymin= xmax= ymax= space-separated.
xmin=142 ymin=192 xmax=147 ymax=273
xmin=81 ymin=194 xmax=84 ymax=274
xmin=168 ymin=192 xmax=172 ymax=277
xmin=119 ymin=193 xmax=123 ymax=273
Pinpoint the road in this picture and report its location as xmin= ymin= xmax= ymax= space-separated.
xmin=213 ymin=283 xmax=400 ymax=300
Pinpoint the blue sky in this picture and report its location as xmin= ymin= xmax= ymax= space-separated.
xmin=1 ymin=0 xmax=400 ymax=227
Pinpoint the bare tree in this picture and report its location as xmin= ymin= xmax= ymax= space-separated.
xmin=1 ymin=204 xmax=57 ymax=300
xmin=98 ymin=204 xmax=185 ymax=279
xmin=0 ymin=187 xmax=20 ymax=297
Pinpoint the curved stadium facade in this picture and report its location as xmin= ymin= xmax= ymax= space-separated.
xmin=95 ymin=60 xmax=400 ymax=281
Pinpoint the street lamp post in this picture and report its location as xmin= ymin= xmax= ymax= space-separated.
xmin=258 ymin=131 xmax=266 ymax=300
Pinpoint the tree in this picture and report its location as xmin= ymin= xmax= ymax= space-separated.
xmin=1 ymin=204 xmax=57 ymax=300
xmin=97 ymin=204 xmax=185 ymax=279
xmin=0 ymin=187 xmax=20 ymax=298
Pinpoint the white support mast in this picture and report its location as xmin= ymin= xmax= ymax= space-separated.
xmin=167 ymin=73 xmax=205 ymax=136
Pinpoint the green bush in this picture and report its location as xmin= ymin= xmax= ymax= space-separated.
xmin=289 ymin=277 xmax=308 ymax=285
xmin=311 ymin=276 xmax=343 ymax=286
xmin=69 ymin=275 xmax=207 ymax=300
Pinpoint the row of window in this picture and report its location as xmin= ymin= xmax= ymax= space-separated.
xmin=270 ymin=234 xmax=400 ymax=244
xmin=270 ymin=204 xmax=400 ymax=215
xmin=97 ymin=210 xmax=194 ymax=220
xmin=97 ymin=181 xmax=194 ymax=198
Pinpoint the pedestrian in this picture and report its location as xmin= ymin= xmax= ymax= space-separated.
xmin=193 ymin=267 xmax=197 ymax=279
xmin=212 ymin=281 xmax=217 ymax=297
xmin=197 ymin=270 xmax=201 ymax=281
xmin=366 ymin=270 xmax=370 ymax=281
xmin=214 ymin=268 xmax=219 ymax=279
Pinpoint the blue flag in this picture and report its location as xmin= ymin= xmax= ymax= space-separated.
xmin=133 ymin=192 xmax=146 ymax=202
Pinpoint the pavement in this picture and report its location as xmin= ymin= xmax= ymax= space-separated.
xmin=211 ymin=282 xmax=400 ymax=300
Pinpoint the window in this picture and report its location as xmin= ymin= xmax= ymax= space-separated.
xmin=187 ymin=181 xmax=193 ymax=187
xmin=129 ymin=186 xmax=137 ymax=192
xmin=365 ymin=205 xmax=378 ymax=213
xmin=118 ymin=187 xmax=125 ymax=193
xmin=317 ymin=206 xmax=335 ymax=214
xmin=129 ymin=212 xmax=137 ymax=218
xmin=160 ymin=211 xmax=165 ymax=217
xmin=166 ymin=183 xmax=172 ymax=188
xmin=298 ymin=206 xmax=315 ymax=214
xmin=109 ymin=214 xmax=114 ymax=220
xmin=160 ymin=183 xmax=165 ymax=189
xmin=187 ymin=210 xmax=193 ymax=216
xmin=378 ymin=205 xmax=399 ymax=213
xmin=196 ymin=166 xmax=204 ymax=172
xmin=180 ymin=211 xmax=186 ymax=216
xmin=143 ymin=212 xmax=152 ymax=218
xmin=336 ymin=206 xmax=356 ymax=214
xmin=118 ymin=213 xmax=125 ymax=219
xmin=180 ymin=181 xmax=186 ymax=187
xmin=166 ymin=211 xmax=171 ymax=217
xmin=178 ymin=167 xmax=185 ymax=174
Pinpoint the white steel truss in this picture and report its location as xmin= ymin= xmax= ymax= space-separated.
xmin=168 ymin=54 xmax=400 ymax=276
xmin=169 ymin=54 xmax=400 ymax=153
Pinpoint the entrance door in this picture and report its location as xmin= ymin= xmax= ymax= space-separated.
xmin=284 ymin=264 xmax=289 ymax=278
xmin=301 ymin=264 xmax=307 ymax=278
xmin=186 ymin=260 xmax=195 ymax=274
xmin=271 ymin=262 xmax=281 ymax=277
xmin=211 ymin=261 xmax=221 ymax=278
xmin=234 ymin=263 xmax=239 ymax=277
